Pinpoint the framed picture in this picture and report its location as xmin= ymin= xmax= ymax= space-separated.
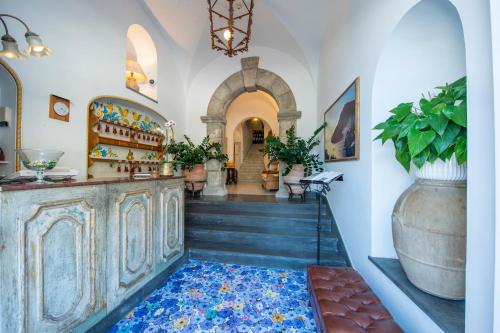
xmin=324 ymin=78 xmax=360 ymax=162
xmin=49 ymin=94 xmax=70 ymax=122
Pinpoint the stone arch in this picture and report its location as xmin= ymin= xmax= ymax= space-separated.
xmin=201 ymin=56 xmax=301 ymax=196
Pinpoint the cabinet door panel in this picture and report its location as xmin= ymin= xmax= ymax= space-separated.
xmin=117 ymin=191 xmax=153 ymax=288
xmin=159 ymin=186 xmax=184 ymax=263
xmin=20 ymin=199 xmax=96 ymax=332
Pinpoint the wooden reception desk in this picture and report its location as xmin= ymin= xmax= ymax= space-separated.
xmin=0 ymin=176 xmax=185 ymax=332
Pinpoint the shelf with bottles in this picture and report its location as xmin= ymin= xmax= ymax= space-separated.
xmin=88 ymin=96 xmax=168 ymax=179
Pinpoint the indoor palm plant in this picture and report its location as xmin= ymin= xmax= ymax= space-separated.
xmin=373 ymin=76 xmax=467 ymax=300
xmin=261 ymin=124 xmax=325 ymax=193
xmin=166 ymin=135 xmax=228 ymax=190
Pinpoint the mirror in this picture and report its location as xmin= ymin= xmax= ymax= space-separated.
xmin=126 ymin=24 xmax=158 ymax=102
xmin=0 ymin=60 xmax=21 ymax=178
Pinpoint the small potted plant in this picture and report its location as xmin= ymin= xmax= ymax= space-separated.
xmin=373 ymin=76 xmax=467 ymax=299
xmin=261 ymin=124 xmax=325 ymax=194
xmin=166 ymin=135 xmax=228 ymax=191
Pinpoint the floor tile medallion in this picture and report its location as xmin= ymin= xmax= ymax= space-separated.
xmin=109 ymin=260 xmax=317 ymax=333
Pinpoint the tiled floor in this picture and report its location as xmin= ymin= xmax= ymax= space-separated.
xmin=226 ymin=183 xmax=276 ymax=196
xmin=109 ymin=260 xmax=317 ymax=333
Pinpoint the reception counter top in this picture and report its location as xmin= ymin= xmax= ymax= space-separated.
xmin=0 ymin=175 xmax=184 ymax=192
xmin=0 ymin=176 xmax=185 ymax=332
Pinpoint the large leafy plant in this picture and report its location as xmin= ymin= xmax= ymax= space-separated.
xmin=261 ymin=124 xmax=326 ymax=176
xmin=374 ymin=76 xmax=467 ymax=172
xmin=166 ymin=135 xmax=228 ymax=171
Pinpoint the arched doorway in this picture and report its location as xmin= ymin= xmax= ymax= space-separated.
xmin=201 ymin=56 xmax=301 ymax=196
xmin=0 ymin=60 xmax=22 ymax=178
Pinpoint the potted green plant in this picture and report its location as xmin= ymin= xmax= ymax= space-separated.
xmin=166 ymin=135 xmax=228 ymax=191
xmin=261 ymin=124 xmax=325 ymax=194
xmin=373 ymin=76 xmax=467 ymax=299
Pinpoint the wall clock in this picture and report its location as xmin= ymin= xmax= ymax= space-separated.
xmin=49 ymin=94 xmax=70 ymax=122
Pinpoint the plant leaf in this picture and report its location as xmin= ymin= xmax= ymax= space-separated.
xmin=408 ymin=129 xmax=436 ymax=157
xmin=428 ymin=112 xmax=449 ymax=136
xmin=443 ymin=104 xmax=467 ymax=127
xmin=455 ymin=136 xmax=467 ymax=164
xmin=392 ymin=103 xmax=413 ymax=121
xmin=432 ymin=122 xmax=461 ymax=154
xmin=394 ymin=139 xmax=410 ymax=172
xmin=397 ymin=113 xmax=419 ymax=139
xmin=412 ymin=148 xmax=431 ymax=169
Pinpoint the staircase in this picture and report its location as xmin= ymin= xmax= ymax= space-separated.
xmin=237 ymin=144 xmax=264 ymax=183
xmin=186 ymin=194 xmax=350 ymax=271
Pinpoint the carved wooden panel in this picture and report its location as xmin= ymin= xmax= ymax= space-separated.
xmin=160 ymin=186 xmax=184 ymax=262
xmin=117 ymin=190 xmax=153 ymax=288
xmin=19 ymin=199 xmax=96 ymax=332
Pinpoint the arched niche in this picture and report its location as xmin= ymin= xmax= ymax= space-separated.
xmin=371 ymin=0 xmax=466 ymax=257
xmin=126 ymin=24 xmax=158 ymax=102
xmin=0 ymin=60 xmax=22 ymax=176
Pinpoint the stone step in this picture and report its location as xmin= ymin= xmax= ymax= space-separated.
xmin=186 ymin=210 xmax=333 ymax=232
xmin=186 ymin=224 xmax=339 ymax=253
xmin=188 ymin=241 xmax=347 ymax=271
xmin=186 ymin=201 xmax=330 ymax=218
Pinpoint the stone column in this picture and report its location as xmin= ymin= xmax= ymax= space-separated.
xmin=276 ymin=111 xmax=302 ymax=198
xmin=201 ymin=115 xmax=228 ymax=196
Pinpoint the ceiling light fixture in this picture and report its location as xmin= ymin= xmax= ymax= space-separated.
xmin=207 ymin=0 xmax=254 ymax=57
xmin=0 ymin=14 xmax=52 ymax=60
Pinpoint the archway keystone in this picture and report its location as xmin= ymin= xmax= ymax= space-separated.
xmin=201 ymin=56 xmax=301 ymax=196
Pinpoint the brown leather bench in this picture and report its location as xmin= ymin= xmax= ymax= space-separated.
xmin=308 ymin=266 xmax=403 ymax=333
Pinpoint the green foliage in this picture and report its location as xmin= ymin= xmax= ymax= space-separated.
xmin=261 ymin=123 xmax=326 ymax=176
xmin=166 ymin=135 xmax=228 ymax=171
xmin=374 ymin=76 xmax=467 ymax=172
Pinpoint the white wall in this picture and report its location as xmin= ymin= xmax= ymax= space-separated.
xmin=2 ymin=0 xmax=185 ymax=179
xmin=371 ymin=0 xmax=466 ymax=258
xmin=185 ymin=46 xmax=317 ymax=144
xmin=0 ymin=65 xmax=17 ymax=177
xmin=317 ymin=0 xmax=495 ymax=332
xmin=225 ymin=91 xmax=278 ymax=162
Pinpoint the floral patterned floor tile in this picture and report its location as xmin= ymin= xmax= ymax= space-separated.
xmin=109 ymin=260 xmax=317 ymax=333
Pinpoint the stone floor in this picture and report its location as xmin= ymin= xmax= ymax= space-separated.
xmin=226 ymin=183 xmax=275 ymax=196
xmin=108 ymin=260 xmax=317 ymax=333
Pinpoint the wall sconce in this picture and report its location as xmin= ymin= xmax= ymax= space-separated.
xmin=125 ymin=59 xmax=147 ymax=91
xmin=0 ymin=14 xmax=52 ymax=59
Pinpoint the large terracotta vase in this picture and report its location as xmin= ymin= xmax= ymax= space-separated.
xmin=283 ymin=164 xmax=305 ymax=194
xmin=183 ymin=164 xmax=208 ymax=192
xmin=392 ymin=156 xmax=466 ymax=300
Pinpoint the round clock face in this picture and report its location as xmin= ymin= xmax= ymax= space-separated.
xmin=53 ymin=102 xmax=69 ymax=116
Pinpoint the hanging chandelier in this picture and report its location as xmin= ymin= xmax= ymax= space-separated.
xmin=207 ymin=0 xmax=254 ymax=57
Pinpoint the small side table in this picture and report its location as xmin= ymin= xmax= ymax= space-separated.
xmin=185 ymin=180 xmax=207 ymax=198
xmin=284 ymin=182 xmax=310 ymax=201
xmin=226 ymin=167 xmax=238 ymax=185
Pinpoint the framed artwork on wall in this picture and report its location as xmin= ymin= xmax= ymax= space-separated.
xmin=324 ymin=78 xmax=360 ymax=162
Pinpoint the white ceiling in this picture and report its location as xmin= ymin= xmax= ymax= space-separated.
xmin=142 ymin=0 xmax=340 ymax=87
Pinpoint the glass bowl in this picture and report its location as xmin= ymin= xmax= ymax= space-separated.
xmin=16 ymin=149 xmax=64 ymax=183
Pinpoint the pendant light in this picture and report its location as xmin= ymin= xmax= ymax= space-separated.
xmin=0 ymin=14 xmax=52 ymax=60
xmin=207 ymin=0 xmax=254 ymax=57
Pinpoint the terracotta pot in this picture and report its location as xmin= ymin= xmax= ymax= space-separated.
xmin=183 ymin=164 xmax=208 ymax=192
xmin=283 ymin=164 xmax=305 ymax=194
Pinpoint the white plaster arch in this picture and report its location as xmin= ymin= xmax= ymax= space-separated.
xmin=371 ymin=0 xmax=466 ymax=258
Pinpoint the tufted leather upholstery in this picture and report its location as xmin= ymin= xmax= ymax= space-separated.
xmin=308 ymin=266 xmax=403 ymax=333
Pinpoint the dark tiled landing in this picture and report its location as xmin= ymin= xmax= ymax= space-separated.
xmin=369 ymin=257 xmax=464 ymax=333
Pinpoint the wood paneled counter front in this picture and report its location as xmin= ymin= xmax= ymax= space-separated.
xmin=0 ymin=176 xmax=185 ymax=332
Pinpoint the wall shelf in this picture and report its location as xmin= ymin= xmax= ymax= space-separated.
xmin=0 ymin=161 xmax=9 ymax=164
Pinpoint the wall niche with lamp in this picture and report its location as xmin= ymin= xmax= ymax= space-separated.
xmin=126 ymin=24 xmax=158 ymax=102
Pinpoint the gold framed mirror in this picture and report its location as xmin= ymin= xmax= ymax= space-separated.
xmin=0 ymin=59 xmax=22 ymax=173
